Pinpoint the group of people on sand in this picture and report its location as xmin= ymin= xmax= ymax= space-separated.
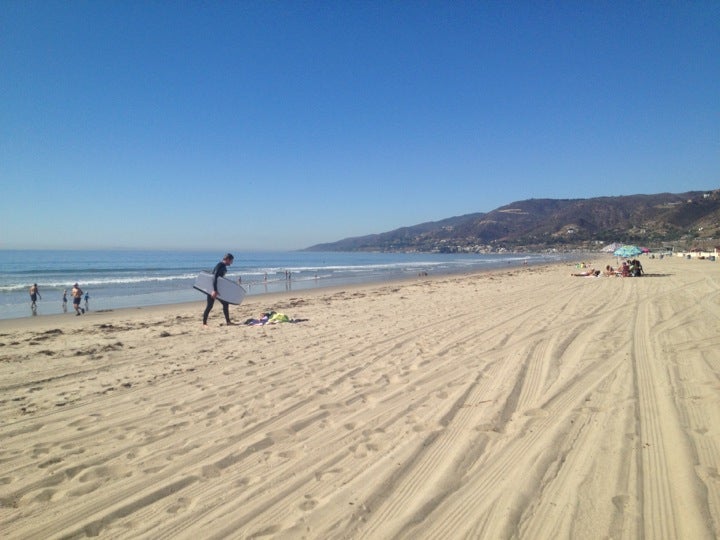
xmin=30 ymin=283 xmax=89 ymax=315
xmin=571 ymin=259 xmax=644 ymax=278
xmin=609 ymin=259 xmax=644 ymax=277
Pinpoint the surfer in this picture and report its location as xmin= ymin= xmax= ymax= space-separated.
xmin=203 ymin=253 xmax=234 ymax=326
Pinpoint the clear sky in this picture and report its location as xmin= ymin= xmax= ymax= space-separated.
xmin=1 ymin=1 xmax=718 ymax=251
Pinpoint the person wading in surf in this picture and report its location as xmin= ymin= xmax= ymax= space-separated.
xmin=202 ymin=253 xmax=234 ymax=326
xmin=29 ymin=283 xmax=41 ymax=310
xmin=71 ymin=283 xmax=84 ymax=316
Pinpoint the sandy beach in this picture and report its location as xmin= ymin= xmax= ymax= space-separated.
xmin=1 ymin=256 xmax=718 ymax=539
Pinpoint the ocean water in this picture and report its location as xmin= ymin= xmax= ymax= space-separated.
xmin=0 ymin=250 xmax=575 ymax=320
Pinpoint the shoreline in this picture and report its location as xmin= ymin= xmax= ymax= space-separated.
xmin=0 ymin=251 xmax=581 ymax=322
xmin=0 ymin=259 xmax=570 ymax=328
xmin=0 ymin=254 xmax=693 ymax=331
xmin=0 ymin=271 xmax=441 ymax=330
xmin=1 ymin=255 xmax=718 ymax=538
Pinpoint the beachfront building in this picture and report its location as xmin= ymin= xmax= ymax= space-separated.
xmin=675 ymin=247 xmax=720 ymax=260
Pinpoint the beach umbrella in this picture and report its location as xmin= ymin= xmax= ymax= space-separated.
xmin=613 ymin=245 xmax=643 ymax=258
xmin=601 ymin=242 xmax=622 ymax=253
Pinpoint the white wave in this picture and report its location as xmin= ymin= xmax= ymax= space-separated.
xmin=0 ymin=273 xmax=198 ymax=292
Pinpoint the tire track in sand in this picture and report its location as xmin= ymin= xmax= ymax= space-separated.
xmin=632 ymin=275 xmax=716 ymax=539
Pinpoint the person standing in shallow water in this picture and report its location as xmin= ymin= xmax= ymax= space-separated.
xmin=62 ymin=289 xmax=68 ymax=313
xmin=203 ymin=253 xmax=234 ymax=326
xmin=71 ymin=283 xmax=84 ymax=316
xmin=29 ymin=283 xmax=41 ymax=310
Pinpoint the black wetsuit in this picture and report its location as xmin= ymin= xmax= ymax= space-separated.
xmin=203 ymin=261 xmax=230 ymax=324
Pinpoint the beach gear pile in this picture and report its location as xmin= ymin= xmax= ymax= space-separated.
xmin=243 ymin=311 xmax=293 ymax=326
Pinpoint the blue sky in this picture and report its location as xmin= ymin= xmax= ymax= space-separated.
xmin=1 ymin=1 xmax=718 ymax=251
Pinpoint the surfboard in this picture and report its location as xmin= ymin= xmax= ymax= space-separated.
xmin=193 ymin=272 xmax=246 ymax=305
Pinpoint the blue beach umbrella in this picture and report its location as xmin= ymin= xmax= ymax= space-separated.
xmin=613 ymin=245 xmax=643 ymax=258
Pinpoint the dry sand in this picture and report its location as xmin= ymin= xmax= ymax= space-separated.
xmin=1 ymin=257 xmax=718 ymax=539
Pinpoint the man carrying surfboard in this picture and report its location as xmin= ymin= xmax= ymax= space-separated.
xmin=202 ymin=253 xmax=234 ymax=326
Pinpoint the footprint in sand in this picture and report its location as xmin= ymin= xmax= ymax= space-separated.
xmin=125 ymin=446 xmax=150 ymax=460
xmin=68 ymin=481 xmax=103 ymax=497
xmin=33 ymin=489 xmax=58 ymax=503
xmin=167 ymin=496 xmax=193 ymax=514
xmin=524 ymin=408 xmax=550 ymax=418
xmin=234 ymin=477 xmax=249 ymax=489
xmin=31 ymin=444 xmax=52 ymax=458
xmin=69 ymin=416 xmax=99 ymax=430
xmin=38 ymin=457 xmax=63 ymax=469
xmin=201 ymin=465 xmax=221 ymax=479
xmin=612 ymin=494 xmax=629 ymax=511
xmin=299 ymin=494 xmax=318 ymax=511
xmin=314 ymin=468 xmax=342 ymax=482
xmin=78 ymin=464 xmax=131 ymax=483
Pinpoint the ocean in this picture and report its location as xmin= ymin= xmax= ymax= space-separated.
xmin=0 ymin=250 xmax=576 ymax=320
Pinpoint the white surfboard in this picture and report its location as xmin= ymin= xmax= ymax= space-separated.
xmin=193 ymin=271 xmax=246 ymax=305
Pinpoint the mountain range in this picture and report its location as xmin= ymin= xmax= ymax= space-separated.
xmin=305 ymin=190 xmax=720 ymax=252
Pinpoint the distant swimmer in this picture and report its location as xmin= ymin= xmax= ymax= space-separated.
xmin=29 ymin=283 xmax=41 ymax=309
xmin=71 ymin=283 xmax=84 ymax=316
